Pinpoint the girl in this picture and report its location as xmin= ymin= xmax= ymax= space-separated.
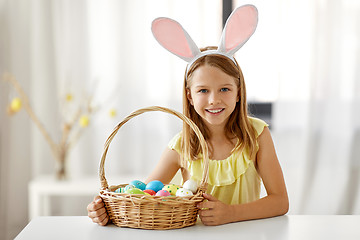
xmin=87 ymin=5 xmax=288 ymax=226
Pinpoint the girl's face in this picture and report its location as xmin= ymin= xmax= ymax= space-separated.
xmin=187 ymin=64 xmax=239 ymax=130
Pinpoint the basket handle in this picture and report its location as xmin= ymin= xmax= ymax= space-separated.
xmin=99 ymin=106 xmax=209 ymax=192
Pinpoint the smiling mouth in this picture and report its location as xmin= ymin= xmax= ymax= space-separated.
xmin=206 ymin=108 xmax=224 ymax=114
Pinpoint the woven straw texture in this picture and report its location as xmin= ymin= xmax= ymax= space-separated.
xmin=99 ymin=106 xmax=209 ymax=230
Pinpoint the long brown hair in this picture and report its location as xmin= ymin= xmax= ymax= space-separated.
xmin=182 ymin=47 xmax=258 ymax=162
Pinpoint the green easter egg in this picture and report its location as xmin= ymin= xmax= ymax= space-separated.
xmin=125 ymin=188 xmax=146 ymax=195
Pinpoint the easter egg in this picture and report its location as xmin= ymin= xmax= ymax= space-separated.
xmin=183 ymin=179 xmax=198 ymax=193
xmin=124 ymin=184 xmax=135 ymax=191
xmin=163 ymin=184 xmax=180 ymax=196
xmin=145 ymin=180 xmax=164 ymax=192
xmin=114 ymin=187 xmax=125 ymax=193
xmin=155 ymin=190 xmax=171 ymax=197
xmin=143 ymin=189 xmax=156 ymax=196
xmin=125 ymin=188 xmax=146 ymax=195
xmin=129 ymin=180 xmax=146 ymax=190
xmin=176 ymin=188 xmax=194 ymax=197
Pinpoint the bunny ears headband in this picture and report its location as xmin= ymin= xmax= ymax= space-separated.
xmin=151 ymin=4 xmax=258 ymax=74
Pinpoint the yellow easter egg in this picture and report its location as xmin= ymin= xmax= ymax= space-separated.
xmin=163 ymin=184 xmax=180 ymax=196
xmin=79 ymin=115 xmax=89 ymax=127
xmin=10 ymin=98 xmax=22 ymax=112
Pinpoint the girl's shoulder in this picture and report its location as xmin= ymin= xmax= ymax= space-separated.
xmin=168 ymin=132 xmax=182 ymax=153
xmin=247 ymin=116 xmax=269 ymax=137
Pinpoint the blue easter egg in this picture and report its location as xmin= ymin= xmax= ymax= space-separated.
xmin=145 ymin=180 xmax=164 ymax=192
xmin=124 ymin=184 xmax=135 ymax=191
xmin=129 ymin=180 xmax=146 ymax=191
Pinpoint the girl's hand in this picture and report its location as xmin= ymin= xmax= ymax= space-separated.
xmin=87 ymin=196 xmax=109 ymax=226
xmin=197 ymin=193 xmax=233 ymax=226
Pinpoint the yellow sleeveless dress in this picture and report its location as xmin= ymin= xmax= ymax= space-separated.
xmin=168 ymin=117 xmax=268 ymax=205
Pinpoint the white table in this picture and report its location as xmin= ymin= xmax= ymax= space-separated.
xmin=28 ymin=175 xmax=143 ymax=219
xmin=15 ymin=215 xmax=360 ymax=240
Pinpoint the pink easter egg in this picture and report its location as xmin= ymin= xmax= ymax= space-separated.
xmin=155 ymin=190 xmax=171 ymax=197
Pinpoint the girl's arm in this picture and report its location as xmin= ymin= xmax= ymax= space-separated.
xmin=87 ymin=147 xmax=181 ymax=226
xmin=145 ymin=147 xmax=182 ymax=184
xmin=198 ymin=126 xmax=289 ymax=225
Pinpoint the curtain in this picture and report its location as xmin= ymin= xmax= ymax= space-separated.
xmin=272 ymin=0 xmax=360 ymax=214
xmin=31 ymin=0 xmax=222 ymax=179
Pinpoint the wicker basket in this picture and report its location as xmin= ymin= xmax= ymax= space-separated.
xmin=99 ymin=106 xmax=209 ymax=230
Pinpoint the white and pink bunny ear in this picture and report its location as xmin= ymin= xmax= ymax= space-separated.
xmin=151 ymin=4 xmax=258 ymax=69
xmin=218 ymin=5 xmax=258 ymax=56
xmin=151 ymin=17 xmax=200 ymax=62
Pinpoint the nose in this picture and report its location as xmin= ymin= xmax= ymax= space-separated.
xmin=209 ymin=92 xmax=221 ymax=105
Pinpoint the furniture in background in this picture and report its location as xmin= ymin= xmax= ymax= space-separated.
xmin=28 ymin=172 xmax=183 ymax=220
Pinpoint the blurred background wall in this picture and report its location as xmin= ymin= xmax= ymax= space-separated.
xmin=1 ymin=0 xmax=359 ymax=239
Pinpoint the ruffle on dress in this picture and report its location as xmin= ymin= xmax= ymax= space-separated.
xmin=168 ymin=117 xmax=268 ymax=187
xmin=188 ymin=151 xmax=253 ymax=186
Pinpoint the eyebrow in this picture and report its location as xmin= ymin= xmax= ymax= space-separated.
xmin=220 ymin=84 xmax=235 ymax=87
xmin=193 ymin=83 xmax=234 ymax=88
xmin=193 ymin=85 xmax=207 ymax=88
